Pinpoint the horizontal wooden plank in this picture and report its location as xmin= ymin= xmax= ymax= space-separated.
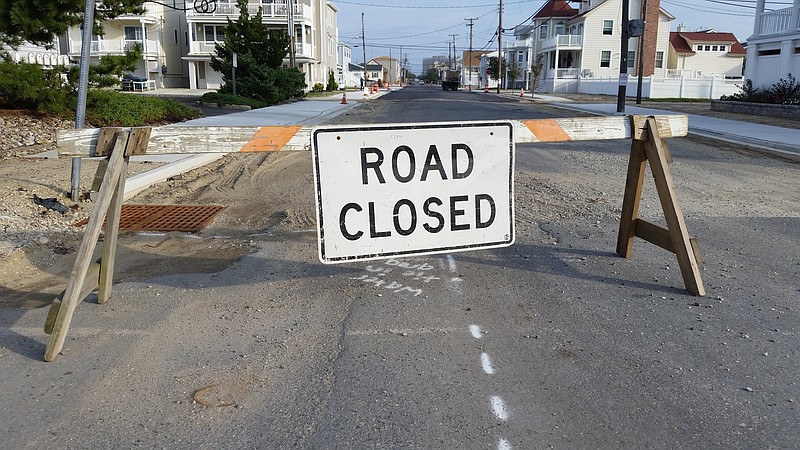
xmin=633 ymin=218 xmax=703 ymax=264
xmin=57 ymin=115 xmax=688 ymax=157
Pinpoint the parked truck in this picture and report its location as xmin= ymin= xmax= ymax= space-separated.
xmin=440 ymin=70 xmax=460 ymax=91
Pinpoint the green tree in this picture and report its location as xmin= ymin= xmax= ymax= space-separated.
xmin=0 ymin=0 xmax=145 ymax=50
xmin=531 ymin=53 xmax=545 ymax=91
xmin=326 ymin=68 xmax=338 ymax=91
xmin=506 ymin=60 xmax=522 ymax=88
xmin=210 ymin=0 xmax=305 ymax=103
xmin=425 ymin=67 xmax=438 ymax=82
xmin=67 ymin=44 xmax=141 ymax=88
xmin=487 ymin=56 xmax=500 ymax=81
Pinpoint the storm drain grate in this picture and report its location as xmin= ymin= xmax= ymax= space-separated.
xmin=74 ymin=204 xmax=226 ymax=232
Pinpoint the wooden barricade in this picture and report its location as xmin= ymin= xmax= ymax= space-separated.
xmin=46 ymin=115 xmax=702 ymax=361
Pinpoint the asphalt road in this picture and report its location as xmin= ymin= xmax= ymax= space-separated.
xmin=1 ymin=85 xmax=798 ymax=449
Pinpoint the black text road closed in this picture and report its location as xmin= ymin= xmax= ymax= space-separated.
xmin=312 ymin=121 xmax=514 ymax=263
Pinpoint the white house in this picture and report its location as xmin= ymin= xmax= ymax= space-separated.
xmin=478 ymin=50 xmax=502 ymax=89
xmin=668 ymin=28 xmax=745 ymax=79
xmin=508 ymin=0 xmax=741 ymax=98
xmin=522 ymin=0 xmax=673 ymax=93
xmin=369 ymin=56 xmax=402 ymax=85
xmin=61 ymin=0 xmax=340 ymax=91
xmin=64 ymin=2 xmax=179 ymax=88
xmin=184 ymin=0 xmax=339 ymax=91
xmin=461 ymin=50 xmax=488 ymax=89
xmin=745 ymin=0 xmax=800 ymax=89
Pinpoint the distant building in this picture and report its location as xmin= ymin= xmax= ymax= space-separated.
xmin=668 ymin=27 xmax=745 ymax=79
xmin=369 ymin=56 xmax=402 ymax=84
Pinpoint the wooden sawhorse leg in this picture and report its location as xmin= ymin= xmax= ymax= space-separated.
xmin=616 ymin=116 xmax=705 ymax=297
xmin=43 ymin=127 xmax=151 ymax=361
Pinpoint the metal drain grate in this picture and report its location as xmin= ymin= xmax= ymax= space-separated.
xmin=74 ymin=204 xmax=226 ymax=232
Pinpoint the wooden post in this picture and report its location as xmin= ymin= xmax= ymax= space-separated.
xmin=616 ymin=116 xmax=705 ymax=296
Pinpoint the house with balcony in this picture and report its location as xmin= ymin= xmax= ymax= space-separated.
xmin=668 ymin=27 xmax=745 ymax=79
xmin=65 ymin=3 xmax=183 ymax=88
xmin=520 ymin=0 xmax=673 ymax=93
xmin=184 ymin=0 xmax=339 ymax=91
xmin=745 ymin=0 xmax=800 ymax=89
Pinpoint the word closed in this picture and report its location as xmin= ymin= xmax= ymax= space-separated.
xmin=312 ymin=122 xmax=514 ymax=263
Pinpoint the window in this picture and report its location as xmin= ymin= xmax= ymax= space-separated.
xmin=704 ymin=45 xmax=711 ymax=51
xmin=655 ymin=51 xmax=664 ymax=69
xmin=719 ymin=45 xmax=726 ymax=52
xmin=600 ymin=50 xmax=611 ymax=67
xmin=602 ymin=20 xmax=613 ymax=35
xmin=696 ymin=45 xmax=703 ymax=51
xmin=712 ymin=45 xmax=718 ymax=51
xmin=627 ymin=50 xmax=636 ymax=68
xmin=124 ymin=26 xmax=144 ymax=41
xmin=555 ymin=21 xmax=565 ymax=36
xmin=204 ymin=25 xmax=225 ymax=42
xmin=518 ymin=52 xmax=524 ymax=62
xmin=539 ymin=22 xmax=548 ymax=39
xmin=174 ymin=29 xmax=178 ymax=45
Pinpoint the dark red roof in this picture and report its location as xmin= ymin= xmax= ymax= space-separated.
xmin=534 ymin=0 xmax=577 ymax=18
xmin=669 ymin=32 xmax=695 ymax=54
xmin=670 ymin=31 xmax=746 ymax=56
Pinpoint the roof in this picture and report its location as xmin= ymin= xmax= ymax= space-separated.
xmin=670 ymin=31 xmax=746 ymax=56
xmin=462 ymin=50 xmax=489 ymax=66
xmin=533 ymin=0 xmax=577 ymax=19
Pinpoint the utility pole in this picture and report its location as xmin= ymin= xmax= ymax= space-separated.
xmin=466 ymin=18 xmax=477 ymax=91
xmin=287 ymin=0 xmax=296 ymax=68
xmin=449 ymin=34 xmax=459 ymax=70
xmin=448 ymin=42 xmax=452 ymax=69
xmin=362 ymin=12 xmax=367 ymax=91
xmin=497 ymin=0 xmax=503 ymax=93
xmin=616 ymin=0 xmax=630 ymax=112
xmin=636 ymin=0 xmax=647 ymax=104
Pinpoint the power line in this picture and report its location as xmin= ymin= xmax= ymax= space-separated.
xmin=335 ymin=0 xmax=529 ymax=9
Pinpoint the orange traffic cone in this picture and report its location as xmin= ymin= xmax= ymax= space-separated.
xmin=341 ymin=92 xmax=347 ymax=104
xmin=520 ymin=90 xmax=525 ymax=97
xmin=484 ymin=84 xmax=489 ymax=93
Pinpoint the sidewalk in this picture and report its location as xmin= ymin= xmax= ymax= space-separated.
xmin=151 ymin=88 xmax=393 ymax=127
xmin=497 ymin=91 xmax=800 ymax=156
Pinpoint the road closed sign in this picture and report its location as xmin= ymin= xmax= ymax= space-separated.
xmin=312 ymin=121 xmax=514 ymax=263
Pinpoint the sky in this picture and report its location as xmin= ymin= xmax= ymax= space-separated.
xmin=333 ymin=0 xmax=777 ymax=75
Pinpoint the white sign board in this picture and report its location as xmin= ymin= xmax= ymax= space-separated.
xmin=312 ymin=121 xmax=515 ymax=263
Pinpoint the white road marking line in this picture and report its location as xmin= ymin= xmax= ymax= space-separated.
xmin=491 ymin=396 xmax=509 ymax=421
xmin=446 ymin=254 xmax=457 ymax=272
xmin=498 ymin=438 xmax=512 ymax=450
xmin=481 ymin=352 xmax=496 ymax=374
xmin=469 ymin=324 xmax=482 ymax=339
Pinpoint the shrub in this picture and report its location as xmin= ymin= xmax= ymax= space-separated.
xmin=313 ymin=82 xmax=324 ymax=92
xmin=326 ymin=69 xmax=338 ymax=91
xmin=769 ymin=74 xmax=800 ymax=105
xmin=0 ymin=61 xmax=74 ymax=114
xmin=199 ymin=92 xmax=268 ymax=109
xmin=721 ymin=75 xmax=800 ymax=105
xmin=84 ymin=90 xmax=202 ymax=127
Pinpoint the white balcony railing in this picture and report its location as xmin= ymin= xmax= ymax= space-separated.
xmin=190 ymin=40 xmax=312 ymax=59
xmin=72 ymin=39 xmax=158 ymax=55
xmin=514 ymin=38 xmax=533 ymax=48
xmin=555 ymin=68 xmax=579 ymax=78
xmin=757 ymin=7 xmax=798 ymax=36
xmin=187 ymin=0 xmax=311 ymax=20
xmin=542 ymin=34 xmax=583 ymax=51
